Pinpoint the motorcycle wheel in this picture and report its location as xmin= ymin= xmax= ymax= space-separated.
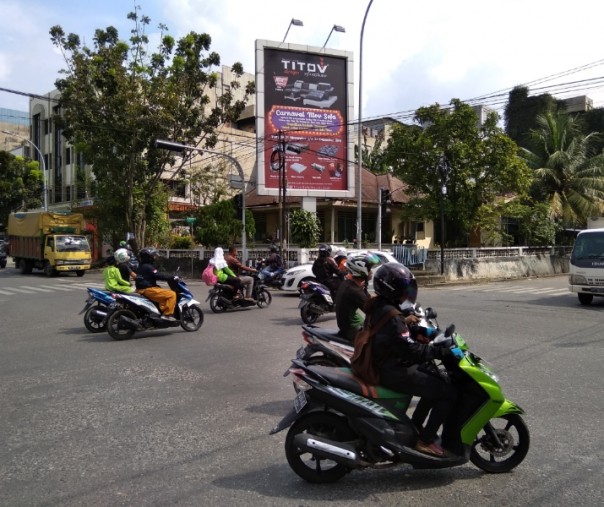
xmin=285 ymin=412 xmax=355 ymax=484
xmin=209 ymin=294 xmax=228 ymax=313
xmin=256 ymin=289 xmax=272 ymax=308
xmin=470 ymin=413 xmax=530 ymax=473
xmin=300 ymin=303 xmax=320 ymax=324
xmin=83 ymin=305 xmax=107 ymax=333
xmin=107 ymin=309 xmax=137 ymax=341
xmin=180 ymin=305 xmax=204 ymax=332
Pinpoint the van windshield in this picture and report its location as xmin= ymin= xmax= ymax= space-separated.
xmin=54 ymin=235 xmax=90 ymax=253
xmin=571 ymin=231 xmax=604 ymax=261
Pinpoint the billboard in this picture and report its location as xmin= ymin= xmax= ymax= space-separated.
xmin=255 ymin=40 xmax=355 ymax=198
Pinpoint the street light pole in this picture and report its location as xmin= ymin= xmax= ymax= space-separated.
xmin=155 ymin=139 xmax=247 ymax=260
xmin=1 ymin=128 xmax=48 ymax=211
xmin=437 ymin=156 xmax=451 ymax=276
xmin=356 ymin=0 xmax=374 ymax=249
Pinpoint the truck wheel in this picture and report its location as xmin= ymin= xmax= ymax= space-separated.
xmin=578 ymin=293 xmax=593 ymax=305
xmin=76 ymin=270 xmax=85 ymax=277
xmin=0 ymin=260 xmax=6 ymax=269
xmin=44 ymin=262 xmax=56 ymax=277
xmin=21 ymin=260 xmax=33 ymax=274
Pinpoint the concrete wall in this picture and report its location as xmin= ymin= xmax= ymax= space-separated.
xmin=425 ymin=253 xmax=569 ymax=281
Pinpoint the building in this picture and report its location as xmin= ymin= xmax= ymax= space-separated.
xmin=0 ymin=107 xmax=30 ymax=155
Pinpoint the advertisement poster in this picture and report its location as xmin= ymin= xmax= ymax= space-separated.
xmin=261 ymin=47 xmax=349 ymax=193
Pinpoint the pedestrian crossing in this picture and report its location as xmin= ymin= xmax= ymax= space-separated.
xmin=441 ymin=284 xmax=568 ymax=297
xmin=0 ymin=282 xmax=106 ymax=296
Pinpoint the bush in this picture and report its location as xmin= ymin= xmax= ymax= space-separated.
xmin=170 ymin=235 xmax=193 ymax=249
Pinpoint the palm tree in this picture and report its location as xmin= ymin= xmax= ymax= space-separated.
xmin=521 ymin=111 xmax=604 ymax=228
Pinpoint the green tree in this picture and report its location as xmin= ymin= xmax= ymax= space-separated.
xmin=289 ymin=209 xmax=322 ymax=247
xmin=520 ymin=110 xmax=604 ymax=229
xmin=49 ymin=7 xmax=254 ymax=249
xmin=0 ymin=152 xmax=43 ymax=229
xmin=194 ymin=198 xmax=255 ymax=247
xmin=384 ymin=99 xmax=532 ymax=246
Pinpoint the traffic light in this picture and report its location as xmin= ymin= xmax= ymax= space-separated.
xmin=233 ymin=193 xmax=243 ymax=220
xmin=380 ymin=188 xmax=391 ymax=205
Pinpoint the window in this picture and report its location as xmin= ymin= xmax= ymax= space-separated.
xmin=65 ymin=147 xmax=71 ymax=165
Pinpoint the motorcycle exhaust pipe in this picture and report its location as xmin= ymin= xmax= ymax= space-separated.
xmin=293 ymin=434 xmax=359 ymax=465
xmin=90 ymin=308 xmax=108 ymax=320
xmin=119 ymin=315 xmax=141 ymax=330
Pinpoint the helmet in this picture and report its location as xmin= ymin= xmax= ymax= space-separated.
xmin=346 ymin=252 xmax=380 ymax=279
xmin=318 ymin=244 xmax=332 ymax=257
xmin=333 ymin=249 xmax=347 ymax=261
xmin=114 ymin=248 xmax=130 ymax=264
xmin=139 ymin=247 xmax=158 ymax=264
xmin=372 ymin=262 xmax=417 ymax=304
xmin=119 ymin=240 xmax=127 ymax=248
xmin=269 ymin=244 xmax=278 ymax=253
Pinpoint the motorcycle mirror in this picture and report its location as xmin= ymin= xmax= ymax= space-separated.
xmin=444 ymin=324 xmax=456 ymax=337
xmin=425 ymin=307 xmax=437 ymax=319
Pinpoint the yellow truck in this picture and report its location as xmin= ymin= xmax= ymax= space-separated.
xmin=7 ymin=211 xmax=92 ymax=277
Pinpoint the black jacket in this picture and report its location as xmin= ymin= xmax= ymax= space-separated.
xmin=134 ymin=263 xmax=173 ymax=290
xmin=369 ymin=296 xmax=451 ymax=386
xmin=312 ymin=256 xmax=342 ymax=284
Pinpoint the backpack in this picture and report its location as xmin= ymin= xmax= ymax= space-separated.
xmin=351 ymin=309 xmax=400 ymax=385
xmin=201 ymin=263 xmax=217 ymax=286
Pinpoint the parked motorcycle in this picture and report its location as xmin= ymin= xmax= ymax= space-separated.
xmin=206 ymin=272 xmax=272 ymax=313
xmin=79 ymin=287 xmax=118 ymax=333
xmin=106 ymin=278 xmax=204 ymax=340
xmin=273 ymin=327 xmax=529 ymax=483
xmin=298 ymin=280 xmax=336 ymax=324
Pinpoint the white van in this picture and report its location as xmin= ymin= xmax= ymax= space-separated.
xmin=569 ymin=228 xmax=604 ymax=304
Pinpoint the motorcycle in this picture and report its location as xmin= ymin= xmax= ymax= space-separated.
xmin=206 ymin=272 xmax=272 ymax=313
xmin=106 ymin=278 xmax=204 ymax=340
xmin=298 ymin=280 xmax=336 ymax=324
xmin=79 ymin=287 xmax=118 ymax=333
xmin=272 ymin=327 xmax=529 ymax=483
xmin=256 ymin=260 xmax=286 ymax=289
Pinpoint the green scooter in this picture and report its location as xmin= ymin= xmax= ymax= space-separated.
xmin=272 ymin=329 xmax=529 ymax=483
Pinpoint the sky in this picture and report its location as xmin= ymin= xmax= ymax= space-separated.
xmin=2 ymin=0 xmax=604 ymax=125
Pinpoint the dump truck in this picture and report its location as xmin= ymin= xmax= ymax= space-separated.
xmin=7 ymin=211 xmax=92 ymax=277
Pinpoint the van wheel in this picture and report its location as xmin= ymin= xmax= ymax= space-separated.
xmin=578 ymin=293 xmax=593 ymax=305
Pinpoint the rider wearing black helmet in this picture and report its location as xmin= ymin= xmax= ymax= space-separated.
xmin=335 ymin=252 xmax=379 ymax=341
xmin=365 ymin=262 xmax=463 ymax=457
xmin=312 ymin=244 xmax=344 ymax=296
xmin=135 ymin=247 xmax=178 ymax=321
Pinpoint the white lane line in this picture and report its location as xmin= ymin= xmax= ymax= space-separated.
xmin=19 ymin=285 xmax=55 ymax=293
xmin=4 ymin=287 xmax=36 ymax=293
xmin=0 ymin=289 xmax=16 ymax=295
xmin=39 ymin=285 xmax=74 ymax=291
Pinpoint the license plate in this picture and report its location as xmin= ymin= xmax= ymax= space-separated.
xmin=294 ymin=390 xmax=307 ymax=413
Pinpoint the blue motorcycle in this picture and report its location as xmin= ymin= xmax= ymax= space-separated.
xmin=298 ymin=280 xmax=335 ymax=324
xmin=79 ymin=287 xmax=118 ymax=333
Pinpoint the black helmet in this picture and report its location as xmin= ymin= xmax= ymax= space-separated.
xmin=346 ymin=252 xmax=380 ymax=279
xmin=318 ymin=243 xmax=332 ymax=257
xmin=139 ymin=247 xmax=158 ymax=264
xmin=373 ymin=262 xmax=417 ymax=304
xmin=269 ymin=244 xmax=278 ymax=253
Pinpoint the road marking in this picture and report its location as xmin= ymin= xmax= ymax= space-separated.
xmin=19 ymin=285 xmax=55 ymax=293
xmin=4 ymin=287 xmax=36 ymax=293
xmin=39 ymin=284 xmax=74 ymax=291
xmin=0 ymin=289 xmax=16 ymax=295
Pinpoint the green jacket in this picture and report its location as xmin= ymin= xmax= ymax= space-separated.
xmin=214 ymin=265 xmax=236 ymax=283
xmin=104 ymin=265 xmax=134 ymax=293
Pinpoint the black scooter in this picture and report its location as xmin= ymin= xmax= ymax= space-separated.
xmin=206 ymin=272 xmax=272 ymax=313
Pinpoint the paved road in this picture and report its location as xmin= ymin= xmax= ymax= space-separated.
xmin=0 ymin=269 xmax=602 ymax=506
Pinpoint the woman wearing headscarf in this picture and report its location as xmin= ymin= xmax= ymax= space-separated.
xmin=209 ymin=247 xmax=249 ymax=300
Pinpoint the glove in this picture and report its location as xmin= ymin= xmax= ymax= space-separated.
xmin=450 ymin=347 xmax=464 ymax=359
xmin=172 ymin=276 xmax=180 ymax=281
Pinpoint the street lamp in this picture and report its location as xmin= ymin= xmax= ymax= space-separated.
xmin=437 ymin=156 xmax=451 ymax=276
xmin=356 ymin=0 xmax=374 ymax=248
xmin=322 ymin=24 xmax=346 ymax=48
xmin=282 ymin=18 xmax=303 ymax=43
xmin=154 ymin=139 xmax=248 ymax=260
xmin=0 ymin=128 xmax=47 ymax=211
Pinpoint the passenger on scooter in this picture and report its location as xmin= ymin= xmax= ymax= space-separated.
xmin=335 ymin=252 xmax=380 ymax=341
xmin=312 ymin=244 xmax=344 ymax=296
xmin=366 ymin=262 xmax=463 ymax=457
xmin=210 ymin=247 xmax=250 ymax=301
xmin=103 ymin=255 xmax=134 ymax=293
xmin=333 ymin=249 xmax=348 ymax=273
xmin=135 ymin=247 xmax=178 ymax=321
xmin=225 ymin=245 xmax=257 ymax=299
xmin=259 ymin=245 xmax=284 ymax=282
xmin=114 ymin=247 xmax=136 ymax=281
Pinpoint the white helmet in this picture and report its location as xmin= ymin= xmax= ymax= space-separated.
xmin=114 ymin=248 xmax=130 ymax=264
xmin=333 ymin=249 xmax=347 ymax=260
xmin=346 ymin=252 xmax=380 ymax=279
